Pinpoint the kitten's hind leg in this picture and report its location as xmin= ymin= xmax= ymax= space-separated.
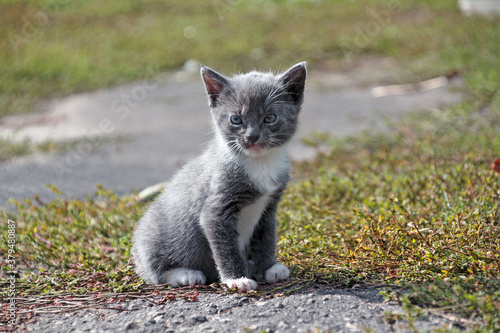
xmin=163 ymin=268 xmax=207 ymax=286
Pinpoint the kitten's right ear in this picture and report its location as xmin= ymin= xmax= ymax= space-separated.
xmin=200 ymin=65 xmax=230 ymax=108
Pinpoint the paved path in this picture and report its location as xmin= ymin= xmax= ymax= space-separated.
xmin=0 ymin=65 xmax=461 ymax=209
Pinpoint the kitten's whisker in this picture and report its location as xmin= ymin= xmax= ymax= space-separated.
xmin=226 ymin=140 xmax=242 ymax=155
xmin=204 ymin=130 xmax=216 ymax=137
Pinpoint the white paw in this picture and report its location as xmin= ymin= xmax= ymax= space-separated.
xmin=222 ymin=277 xmax=258 ymax=292
xmin=164 ymin=268 xmax=206 ymax=286
xmin=265 ymin=263 xmax=290 ymax=284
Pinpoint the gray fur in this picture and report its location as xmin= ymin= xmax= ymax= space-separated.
xmin=132 ymin=62 xmax=307 ymax=285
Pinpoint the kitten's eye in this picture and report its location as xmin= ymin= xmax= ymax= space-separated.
xmin=263 ymin=114 xmax=277 ymax=124
xmin=230 ymin=115 xmax=243 ymax=125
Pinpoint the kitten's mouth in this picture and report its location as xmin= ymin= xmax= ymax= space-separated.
xmin=246 ymin=144 xmax=263 ymax=153
xmin=248 ymin=144 xmax=262 ymax=151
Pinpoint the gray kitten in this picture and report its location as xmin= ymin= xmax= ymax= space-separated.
xmin=132 ymin=62 xmax=306 ymax=292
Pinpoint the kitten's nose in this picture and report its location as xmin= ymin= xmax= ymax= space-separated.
xmin=245 ymin=131 xmax=260 ymax=145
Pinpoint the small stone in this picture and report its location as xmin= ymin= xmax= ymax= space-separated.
xmin=125 ymin=322 xmax=140 ymax=330
xmin=237 ymin=297 xmax=250 ymax=305
xmin=128 ymin=304 xmax=141 ymax=311
xmin=306 ymin=298 xmax=315 ymax=304
xmin=276 ymin=302 xmax=285 ymax=308
xmin=208 ymin=303 xmax=219 ymax=313
xmin=345 ymin=322 xmax=359 ymax=331
xmin=451 ymin=322 xmax=466 ymax=330
xmin=187 ymin=316 xmax=207 ymax=325
xmin=171 ymin=318 xmax=183 ymax=325
xmin=322 ymin=295 xmax=330 ymax=301
xmin=217 ymin=317 xmax=232 ymax=323
xmin=148 ymin=311 xmax=164 ymax=321
xmin=247 ymin=324 xmax=269 ymax=332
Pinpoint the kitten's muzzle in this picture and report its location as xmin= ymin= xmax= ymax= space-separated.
xmin=244 ymin=129 xmax=260 ymax=146
xmin=245 ymin=134 xmax=260 ymax=145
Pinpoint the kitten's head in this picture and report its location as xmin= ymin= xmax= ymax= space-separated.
xmin=201 ymin=62 xmax=306 ymax=157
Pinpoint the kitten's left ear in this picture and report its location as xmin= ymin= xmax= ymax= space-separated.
xmin=279 ymin=62 xmax=307 ymax=105
xmin=200 ymin=65 xmax=231 ymax=108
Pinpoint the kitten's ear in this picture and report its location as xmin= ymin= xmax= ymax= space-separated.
xmin=279 ymin=62 xmax=307 ymax=105
xmin=200 ymin=65 xmax=231 ymax=108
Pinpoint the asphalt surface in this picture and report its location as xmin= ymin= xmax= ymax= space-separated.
xmin=2 ymin=62 xmax=464 ymax=332
xmin=22 ymin=284 xmax=456 ymax=333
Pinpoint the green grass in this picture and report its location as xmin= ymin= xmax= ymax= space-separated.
xmin=281 ymin=101 xmax=500 ymax=330
xmin=0 ymin=136 xmax=126 ymax=162
xmin=1 ymin=0 xmax=499 ymax=117
xmin=1 ymin=0 xmax=500 ymax=331
xmin=0 ymin=138 xmax=32 ymax=162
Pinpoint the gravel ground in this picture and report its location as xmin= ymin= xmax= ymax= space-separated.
xmin=21 ymin=283 xmax=454 ymax=333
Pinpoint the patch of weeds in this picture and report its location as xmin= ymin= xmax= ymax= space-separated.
xmin=0 ymin=184 xmax=147 ymax=323
xmin=0 ymin=135 xmax=130 ymax=162
xmin=0 ymin=185 xmax=142 ymax=276
xmin=278 ymin=99 xmax=500 ymax=330
xmin=382 ymin=278 xmax=500 ymax=332
xmin=407 ymin=278 xmax=500 ymax=330
xmin=35 ymin=135 xmax=130 ymax=155
xmin=0 ymin=138 xmax=32 ymax=162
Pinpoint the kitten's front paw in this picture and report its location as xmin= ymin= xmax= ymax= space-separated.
xmin=265 ymin=263 xmax=290 ymax=284
xmin=222 ymin=277 xmax=258 ymax=292
xmin=164 ymin=268 xmax=206 ymax=286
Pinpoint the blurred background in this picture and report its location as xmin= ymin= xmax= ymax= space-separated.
xmin=1 ymin=0 xmax=499 ymax=119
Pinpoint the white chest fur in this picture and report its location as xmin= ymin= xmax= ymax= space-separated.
xmin=237 ymin=193 xmax=270 ymax=250
xmin=243 ymin=147 xmax=289 ymax=193
xmin=236 ymin=147 xmax=289 ymax=250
